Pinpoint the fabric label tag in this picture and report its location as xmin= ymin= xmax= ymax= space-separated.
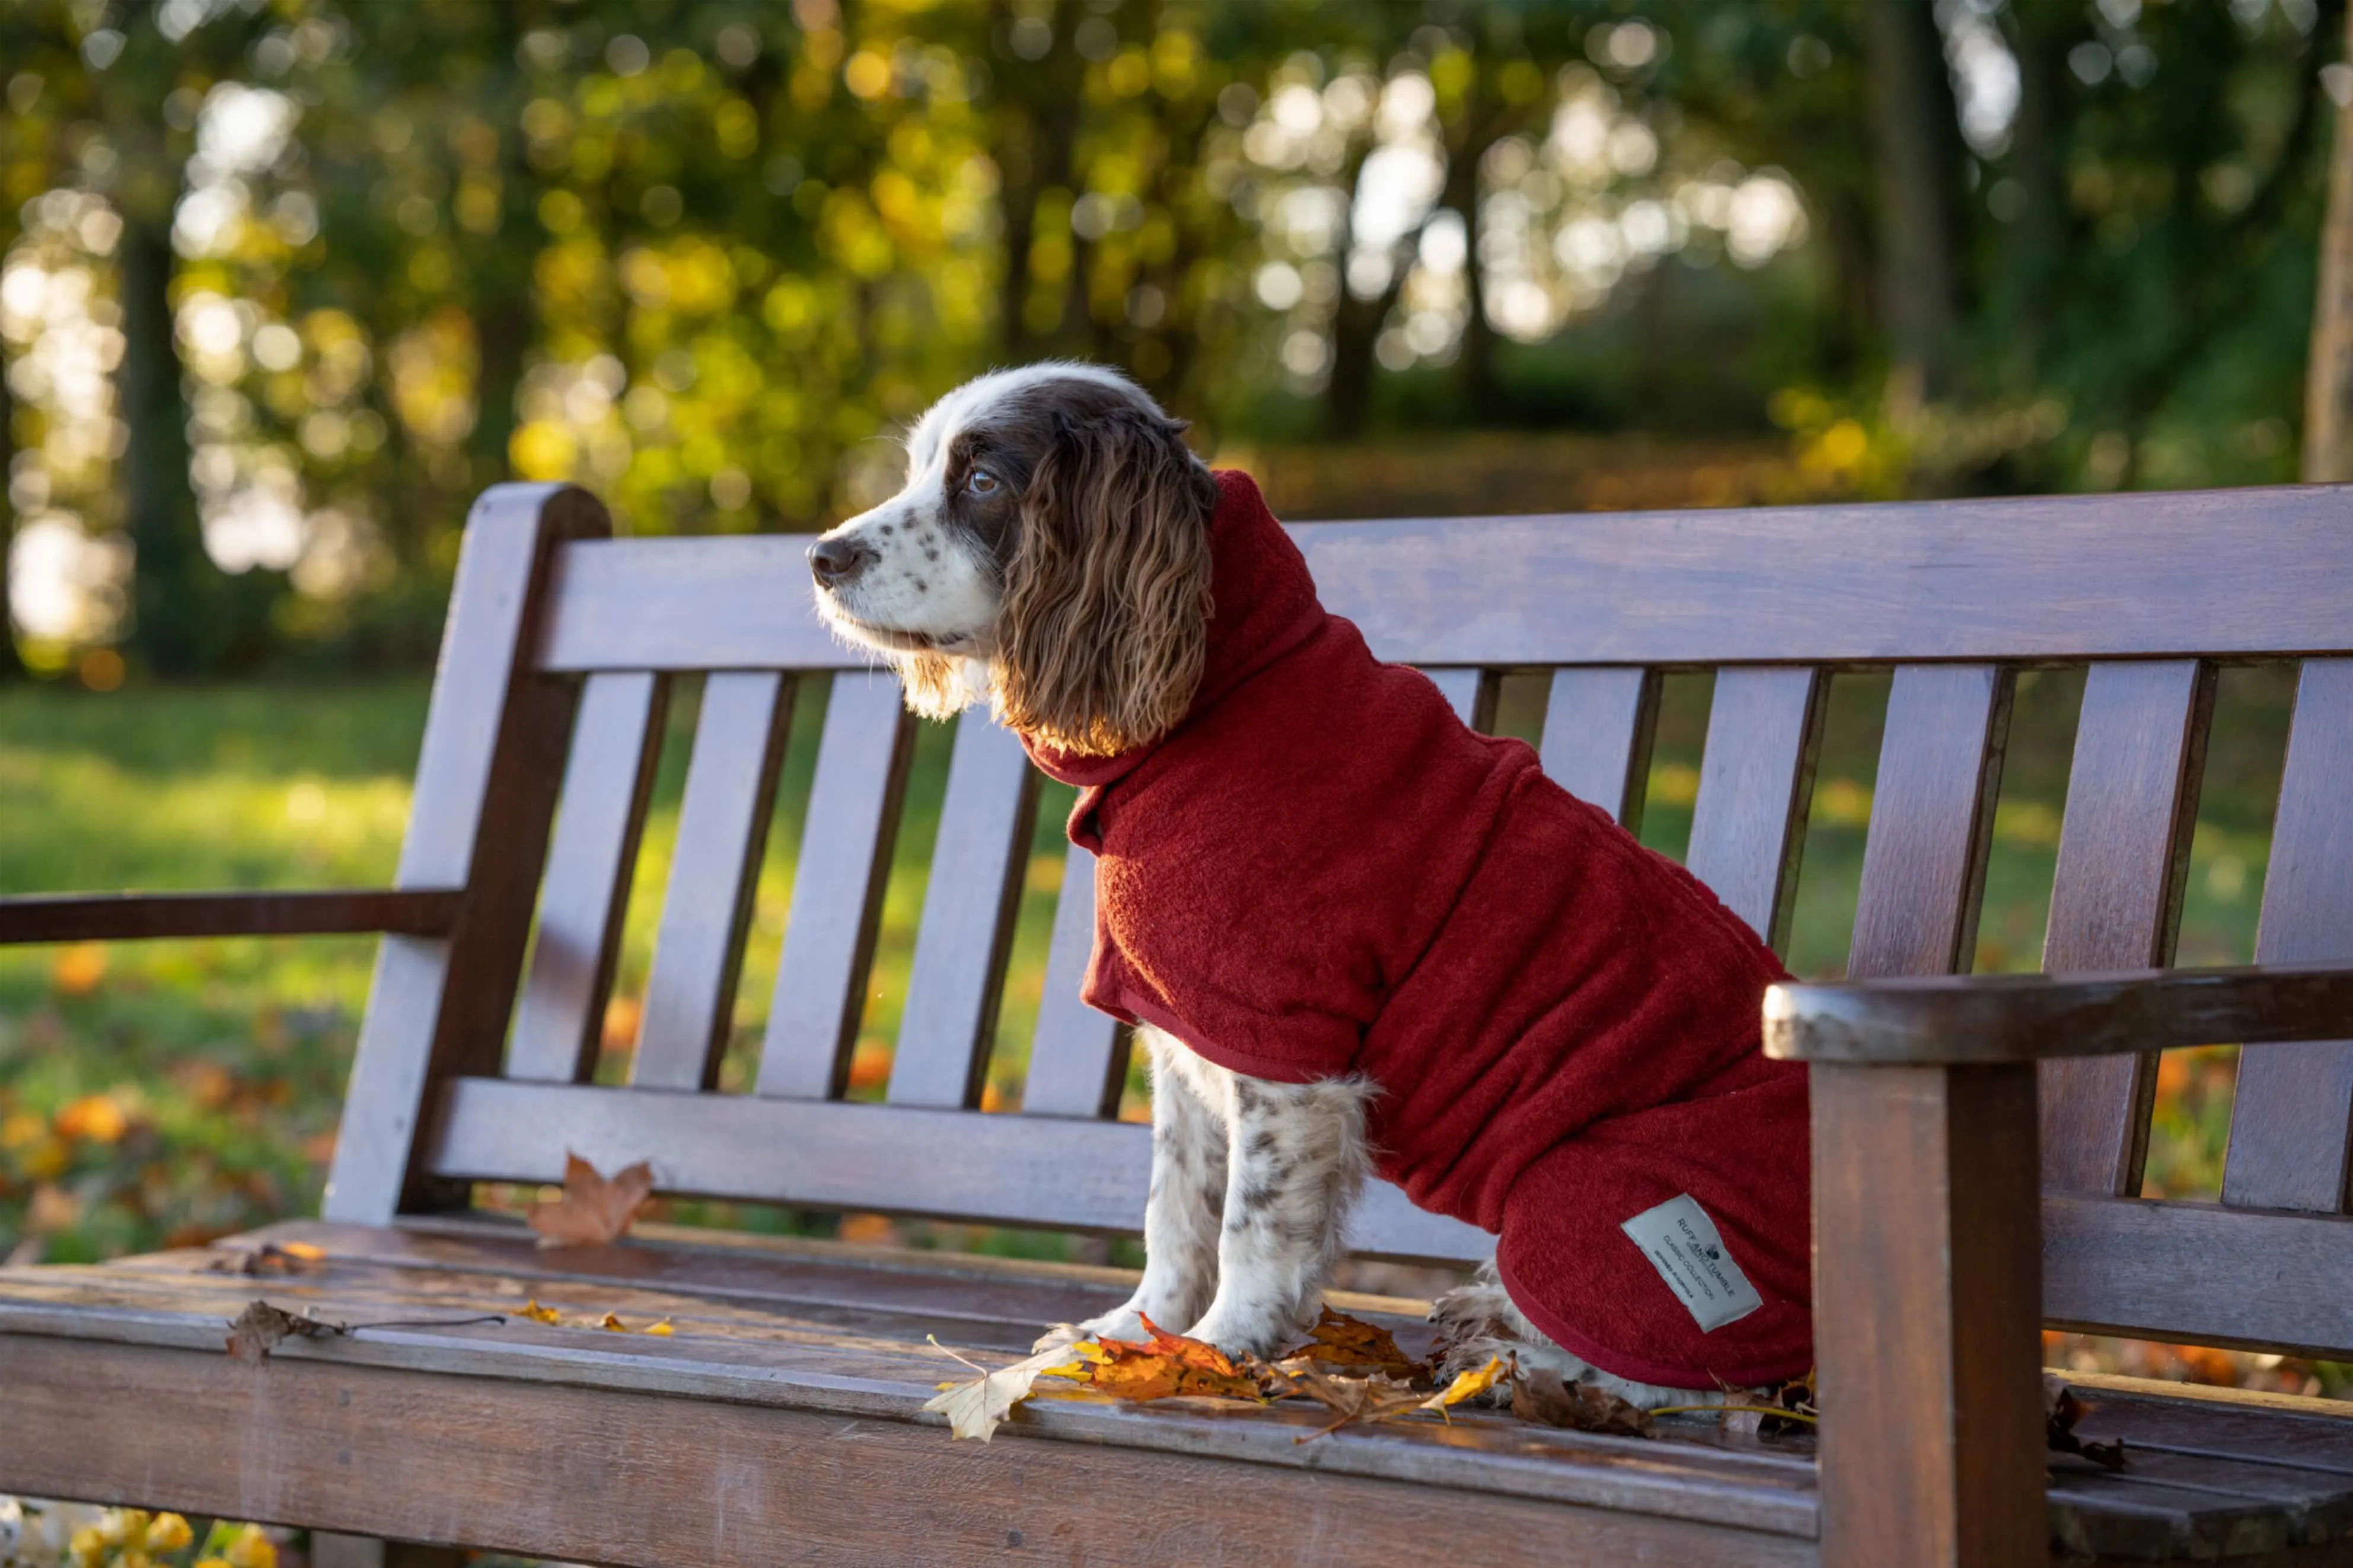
xmin=1619 ymin=1193 xmax=1764 ymax=1333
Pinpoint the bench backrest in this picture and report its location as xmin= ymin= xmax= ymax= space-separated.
xmin=322 ymin=480 xmax=2353 ymax=1360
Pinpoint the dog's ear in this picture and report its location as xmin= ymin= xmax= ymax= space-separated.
xmin=993 ymin=406 xmax=1216 ymax=756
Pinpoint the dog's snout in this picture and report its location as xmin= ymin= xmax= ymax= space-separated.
xmin=809 ymin=536 xmax=877 ymax=589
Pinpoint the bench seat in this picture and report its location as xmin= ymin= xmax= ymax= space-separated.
xmin=1 ymin=1222 xmax=2347 ymax=1566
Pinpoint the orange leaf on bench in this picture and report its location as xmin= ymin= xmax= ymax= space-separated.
xmin=527 ymin=1153 xmax=653 ymax=1250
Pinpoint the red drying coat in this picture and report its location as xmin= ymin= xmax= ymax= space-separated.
xmin=1025 ymin=471 xmax=1813 ymax=1391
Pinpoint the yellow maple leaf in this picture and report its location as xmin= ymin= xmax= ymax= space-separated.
xmin=1424 ymin=1355 xmax=1504 ymax=1417
xmin=642 ymin=1318 xmax=674 ymax=1337
xmin=518 ymin=1300 xmax=562 ymax=1325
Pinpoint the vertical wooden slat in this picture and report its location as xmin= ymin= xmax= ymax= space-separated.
xmin=1847 ymin=664 xmax=2013 ymax=980
xmin=1539 ymin=666 xmax=1662 ymax=828
xmin=887 ymin=715 xmax=1041 ymax=1110
xmin=1685 ymin=666 xmax=1829 ymax=952
xmin=755 ymin=672 xmax=916 ymax=1100
xmin=1021 ymin=843 xmax=1128 ymax=1118
xmin=1815 ymin=1060 xmax=2048 ymax=1568
xmin=630 ymin=672 xmax=795 ymax=1093
xmin=325 ymin=483 xmax=605 ymax=1224
xmin=2224 ymin=658 xmax=2353 ymax=1213
xmin=506 ymin=671 xmax=669 ymax=1083
xmin=1423 ymin=667 xmax=1499 ymax=731
xmin=2039 ymin=660 xmax=2215 ymax=1196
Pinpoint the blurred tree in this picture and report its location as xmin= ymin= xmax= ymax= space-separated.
xmin=1863 ymin=0 xmax=1965 ymax=400
xmin=2307 ymin=0 xmax=2353 ymax=479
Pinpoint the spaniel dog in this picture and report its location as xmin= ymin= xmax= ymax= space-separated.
xmin=809 ymin=362 xmax=1813 ymax=1409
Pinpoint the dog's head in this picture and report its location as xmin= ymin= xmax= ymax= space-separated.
xmin=809 ymin=363 xmax=1218 ymax=757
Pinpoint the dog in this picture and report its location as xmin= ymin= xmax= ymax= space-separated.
xmin=809 ymin=362 xmax=1814 ymax=1408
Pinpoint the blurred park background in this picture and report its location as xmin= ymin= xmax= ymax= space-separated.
xmin=4 ymin=0 xmax=2352 ymax=1433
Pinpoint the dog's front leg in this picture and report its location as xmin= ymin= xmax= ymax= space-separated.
xmin=1036 ymin=1030 xmax=1225 ymax=1351
xmin=1184 ymin=1073 xmax=1372 ymax=1360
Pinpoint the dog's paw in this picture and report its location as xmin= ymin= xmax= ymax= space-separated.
xmin=1182 ymin=1306 xmax=1298 ymax=1362
xmin=1031 ymin=1321 xmax=1088 ymax=1355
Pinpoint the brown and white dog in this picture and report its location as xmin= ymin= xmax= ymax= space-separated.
xmin=809 ymin=362 xmax=1799 ymax=1408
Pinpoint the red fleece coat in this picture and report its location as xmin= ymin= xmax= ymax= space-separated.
xmin=1025 ymin=471 xmax=1813 ymax=1391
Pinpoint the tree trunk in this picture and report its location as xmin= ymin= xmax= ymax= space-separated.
xmin=465 ymin=0 xmax=530 ymax=490
xmin=1863 ymin=0 xmax=1965 ymax=400
xmin=2307 ymin=3 xmax=2353 ymax=480
xmin=117 ymin=214 xmax=218 ymax=676
xmin=0 ymin=333 xmax=24 ymax=678
xmin=2003 ymin=1 xmax=2084 ymax=380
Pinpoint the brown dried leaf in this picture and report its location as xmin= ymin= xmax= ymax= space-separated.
xmin=1288 ymin=1306 xmax=1427 ymax=1380
xmin=225 ymin=1299 xmax=348 ymax=1363
xmin=208 ymin=1241 xmax=324 ymax=1277
xmin=1510 ymin=1361 xmax=1654 ymax=1438
xmin=527 ymin=1153 xmax=653 ymax=1250
xmin=1283 ymin=1359 xmax=1431 ymax=1441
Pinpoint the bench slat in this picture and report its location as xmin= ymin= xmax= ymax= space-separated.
xmin=888 ymin=716 xmax=1041 ymax=1110
xmin=509 ymin=671 xmax=670 ymax=1083
xmin=1847 ymin=664 xmax=2013 ymax=980
xmin=1019 ymin=843 xmax=1128 ymax=1118
xmin=2038 ymin=661 xmax=2215 ymax=1195
xmin=2225 ymin=658 xmax=2353 ymax=1213
xmin=425 ymin=1078 xmax=1494 ymax=1261
xmin=1685 ymin=667 xmax=1828 ymax=952
xmin=537 ymin=487 xmax=2353 ymax=673
xmin=1541 ymin=667 xmax=1662 ymax=828
xmin=632 ymin=673 xmax=795 ymax=1092
xmin=755 ymin=673 xmax=915 ymax=1100
xmin=327 ymin=483 xmax=605 ymax=1225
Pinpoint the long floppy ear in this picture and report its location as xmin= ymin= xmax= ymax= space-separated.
xmin=993 ymin=407 xmax=1217 ymax=756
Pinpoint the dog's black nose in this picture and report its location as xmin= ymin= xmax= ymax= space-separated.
xmin=809 ymin=536 xmax=876 ymax=588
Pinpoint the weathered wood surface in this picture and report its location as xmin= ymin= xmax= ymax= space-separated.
xmin=1767 ymin=963 xmax=2353 ymax=1066
xmin=11 ymin=1235 xmax=2353 ymax=1560
xmin=757 ymin=671 xmax=915 ymax=1100
xmin=424 ymin=1077 xmax=1496 ymax=1261
xmin=0 ymin=890 xmax=463 ymax=945
xmin=1539 ymin=667 xmax=1661 ymax=828
xmin=2225 ymin=659 xmax=2353 ymax=1215
xmin=325 ymin=483 xmax=607 ymax=1225
xmin=2038 ymin=661 xmax=2214 ymax=1196
xmin=534 ymin=486 xmax=2353 ymax=673
xmin=2042 ymin=1194 xmax=2353 ymax=1360
xmin=0 ymin=1335 xmax=1818 ymax=1568
xmin=1685 ymin=666 xmax=1827 ymax=952
xmin=506 ymin=670 xmax=668 ymax=1083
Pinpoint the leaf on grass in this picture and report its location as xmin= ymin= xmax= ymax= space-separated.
xmin=922 ymin=1338 xmax=1093 ymax=1442
xmin=225 ymin=1299 xmax=348 ymax=1363
xmin=1510 ymin=1361 xmax=1654 ymax=1438
xmin=1424 ymin=1355 xmax=1506 ymax=1416
xmin=518 ymin=1299 xmax=562 ymax=1324
xmin=1289 ymin=1306 xmax=1427 ymax=1379
xmin=2045 ymin=1374 xmax=2126 ymax=1471
xmin=527 ymin=1153 xmax=653 ymax=1250
xmin=1283 ymin=1359 xmax=1430 ymax=1441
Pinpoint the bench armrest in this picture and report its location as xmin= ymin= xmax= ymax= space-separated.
xmin=1765 ymin=960 xmax=2353 ymax=1066
xmin=0 ymin=890 xmax=465 ymax=945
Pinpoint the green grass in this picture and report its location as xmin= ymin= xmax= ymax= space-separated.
xmin=0 ymin=666 xmax=2298 ymax=1268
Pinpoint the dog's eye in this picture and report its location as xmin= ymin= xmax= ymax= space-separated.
xmin=966 ymin=468 xmax=999 ymax=496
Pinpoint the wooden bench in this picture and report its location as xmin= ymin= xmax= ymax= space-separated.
xmin=4 ymin=480 xmax=2352 ymax=1567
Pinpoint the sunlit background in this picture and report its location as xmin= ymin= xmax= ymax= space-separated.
xmin=2 ymin=0 xmax=2350 ymax=1452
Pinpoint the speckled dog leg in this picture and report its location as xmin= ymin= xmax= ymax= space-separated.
xmin=1182 ymin=1067 xmax=1374 ymax=1359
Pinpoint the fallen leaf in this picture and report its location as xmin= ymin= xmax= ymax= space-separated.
xmin=642 ymin=1318 xmax=674 ymax=1337
xmin=1510 ymin=1360 xmax=1654 ymax=1438
xmin=596 ymin=1311 xmax=627 ymax=1331
xmin=1289 ymin=1306 xmax=1427 ymax=1379
xmin=2045 ymin=1374 xmax=2126 ymax=1471
xmin=1283 ymin=1359 xmax=1430 ymax=1441
xmin=518 ymin=1299 xmax=562 ymax=1325
xmin=1079 ymin=1315 xmax=1271 ymax=1402
xmin=225 ymin=1299 xmax=348 ymax=1363
xmin=1424 ymin=1355 xmax=1506 ymax=1416
xmin=527 ymin=1153 xmax=653 ymax=1249
xmin=53 ymin=1092 xmax=127 ymax=1145
xmin=923 ymin=1338 xmax=1092 ymax=1441
xmin=207 ymin=1241 xmax=323 ymax=1277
